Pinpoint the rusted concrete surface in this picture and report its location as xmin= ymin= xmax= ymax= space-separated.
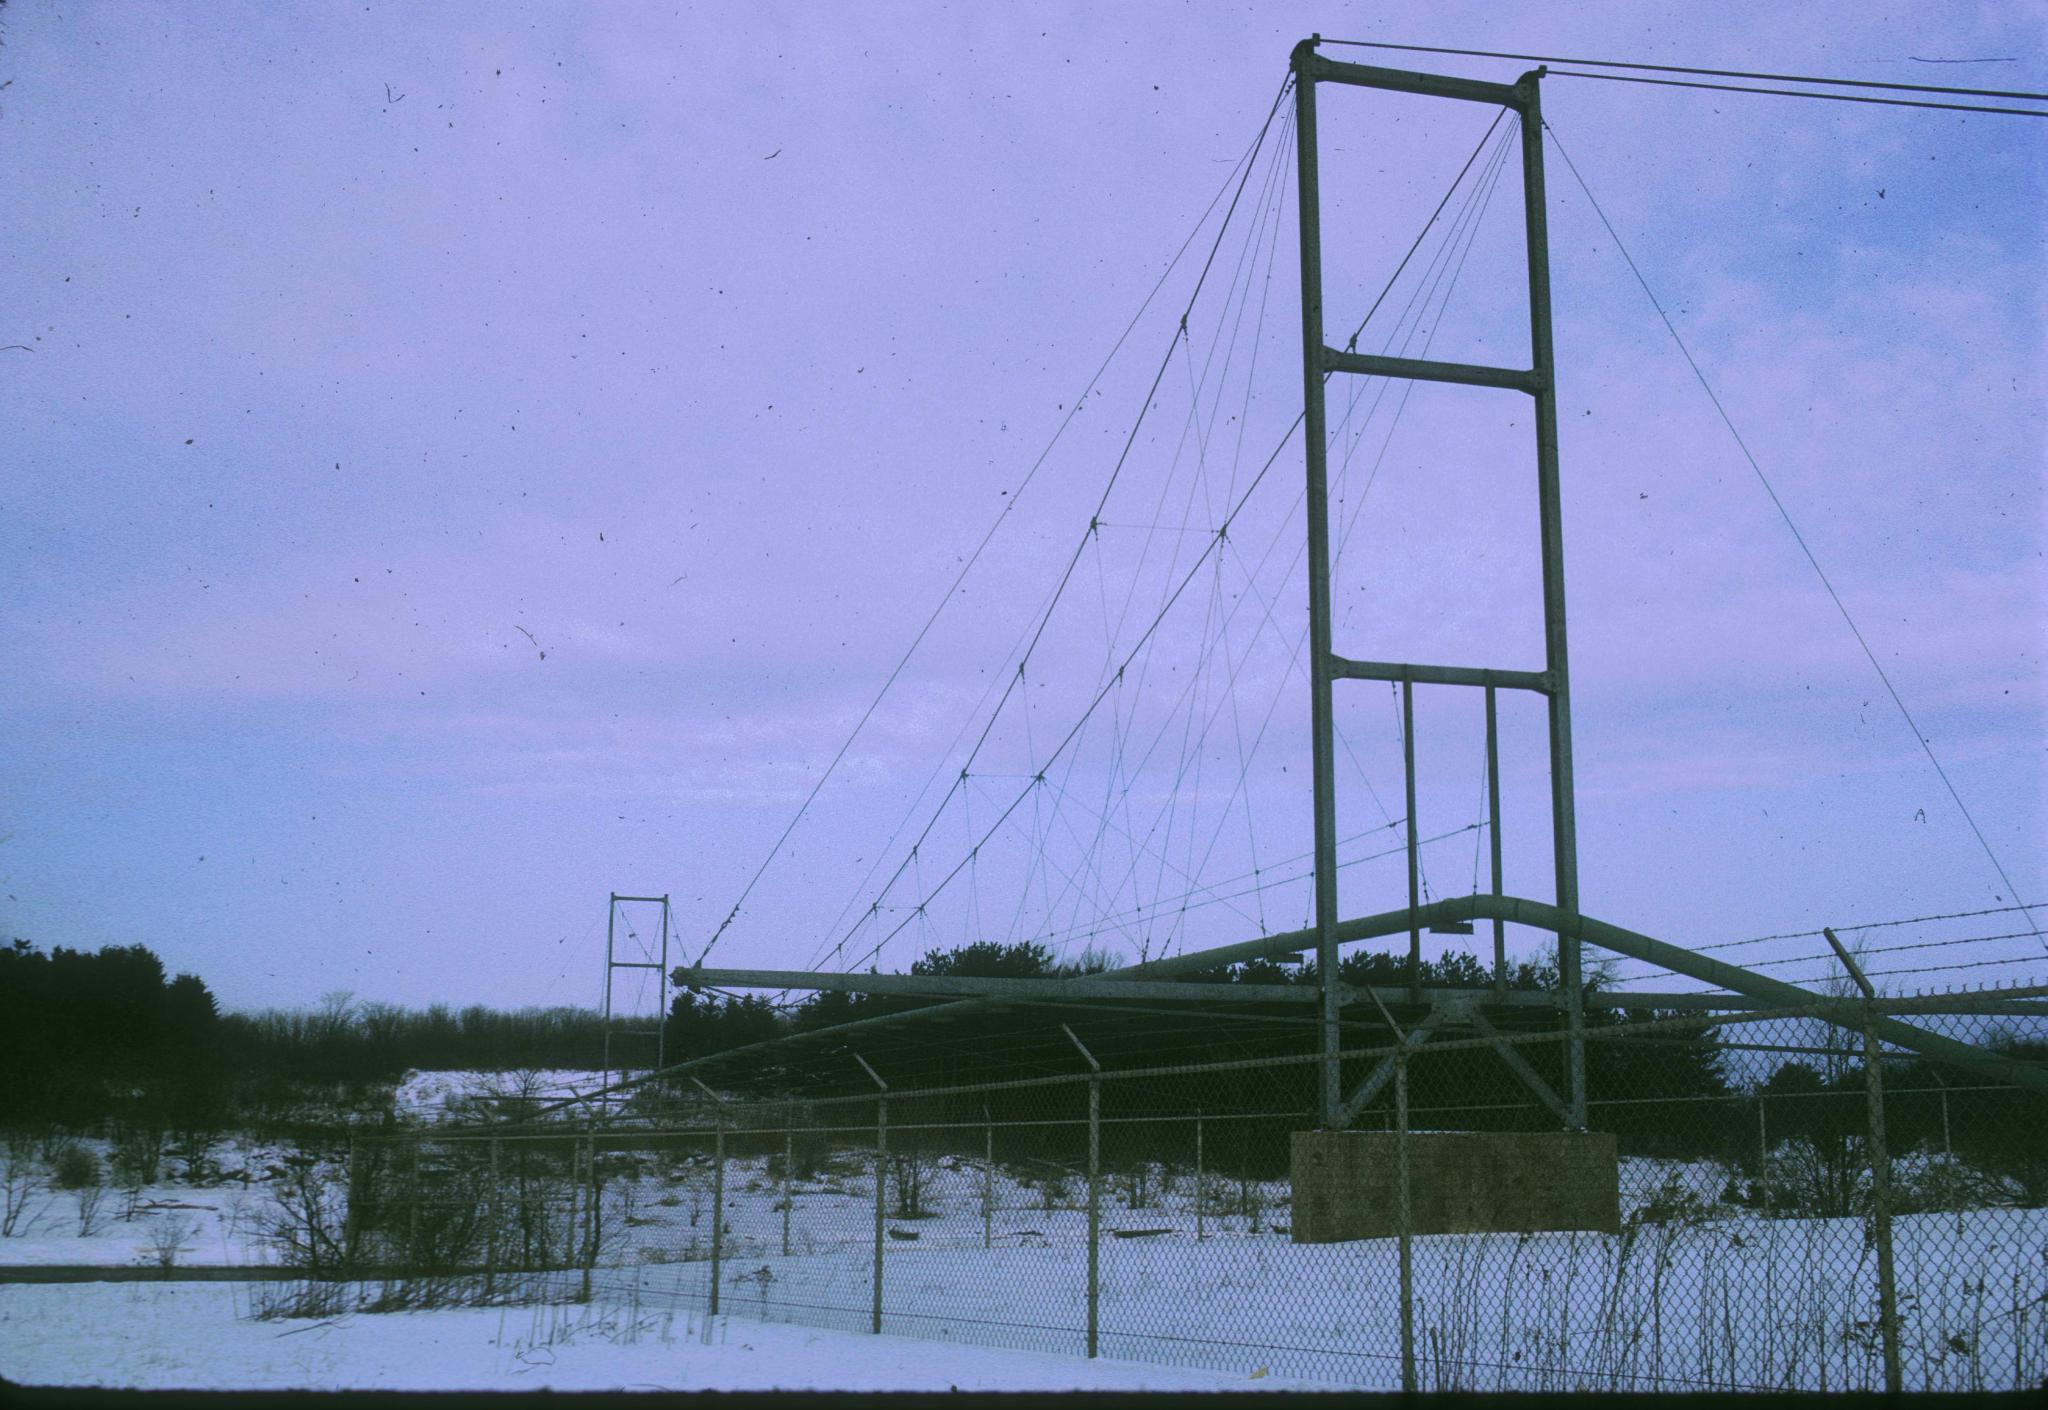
xmin=1290 ymin=1130 xmax=1619 ymax=1241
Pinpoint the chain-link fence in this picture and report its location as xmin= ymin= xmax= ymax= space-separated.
xmin=330 ymin=990 xmax=2046 ymax=1390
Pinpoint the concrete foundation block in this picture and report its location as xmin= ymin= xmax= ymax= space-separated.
xmin=1290 ymin=1129 xmax=1619 ymax=1242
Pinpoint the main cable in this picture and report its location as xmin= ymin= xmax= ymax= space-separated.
xmin=1318 ymin=37 xmax=2048 ymax=102
xmin=1544 ymin=120 xmax=2043 ymax=954
xmin=798 ymin=74 xmax=1297 ymax=973
xmin=696 ymin=73 xmax=1294 ymax=967
xmin=1546 ymin=69 xmax=2048 ymax=119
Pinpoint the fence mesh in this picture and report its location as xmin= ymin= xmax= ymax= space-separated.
xmin=332 ymin=991 xmax=2047 ymax=1391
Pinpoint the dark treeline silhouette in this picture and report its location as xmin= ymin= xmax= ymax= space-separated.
xmin=224 ymin=994 xmax=611 ymax=1083
xmin=0 ymin=939 xmax=225 ymax=1127
xmin=0 ymin=939 xmax=612 ymax=1130
xmin=1756 ymin=1045 xmax=2048 ymax=1207
xmin=663 ymin=939 xmax=1118 ymax=1063
xmin=13 ymin=934 xmax=2035 ymax=1204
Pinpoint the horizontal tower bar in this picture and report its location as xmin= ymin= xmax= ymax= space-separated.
xmin=1329 ymin=656 xmax=1552 ymax=693
xmin=1297 ymin=50 xmax=1526 ymax=109
xmin=1321 ymin=347 xmax=1540 ymax=393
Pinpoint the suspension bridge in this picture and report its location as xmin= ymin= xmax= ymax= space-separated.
xmin=588 ymin=40 xmax=2047 ymax=1122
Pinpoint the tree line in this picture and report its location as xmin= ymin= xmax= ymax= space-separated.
xmin=0 ymin=939 xmax=615 ymax=1128
xmin=9 ymin=935 xmax=2032 ymax=1198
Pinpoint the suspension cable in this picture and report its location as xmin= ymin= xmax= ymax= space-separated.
xmin=1317 ymin=38 xmax=2048 ymax=104
xmin=1544 ymin=120 xmax=2042 ymax=954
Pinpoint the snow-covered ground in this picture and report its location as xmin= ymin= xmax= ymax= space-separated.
xmin=0 ymin=1133 xmax=291 ymax=1267
xmin=392 ymin=1068 xmax=612 ymax=1123
xmin=589 ymin=1204 xmax=2048 ymax=1392
xmin=0 ymin=1281 xmax=1299 ymax=1391
xmin=4 ymin=1078 xmax=2042 ymax=1391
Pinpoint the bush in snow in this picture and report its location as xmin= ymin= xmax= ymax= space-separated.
xmin=110 ymin=1123 xmax=166 ymax=1189
xmin=50 ymin=1142 xmax=101 ymax=1192
xmin=262 ymin=1150 xmax=356 ymax=1276
xmin=74 ymin=1177 xmax=107 ymax=1238
xmin=144 ymin=1212 xmax=196 ymax=1268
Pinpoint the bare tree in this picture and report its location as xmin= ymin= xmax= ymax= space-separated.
xmin=262 ymin=1153 xmax=349 ymax=1275
xmin=890 ymin=1144 xmax=935 ymax=1219
xmin=145 ymin=1213 xmax=196 ymax=1269
xmin=2 ymin=1133 xmax=42 ymax=1236
xmin=75 ymin=1179 xmax=106 ymax=1237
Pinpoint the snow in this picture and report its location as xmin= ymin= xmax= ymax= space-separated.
xmin=586 ymin=1207 xmax=2048 ymax=1392
xmin=0 ymin=1134 xmax=286 ymax=1267
xmin=4 ymin=1118 xmax=2042 ymax=1390
xmin=0 ymin=1281 xmax=1297 ymax=1391
xmin=391 ymin=1069 xmax=610 ymax=1123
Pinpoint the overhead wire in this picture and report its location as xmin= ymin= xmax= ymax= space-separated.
xmin=1071 ymin=101 xmax=1303 ymax=966
xmin=798 ymin=96 xmax=1294 ymax=979
xmin=699 ymin=72 xmax=1296 ymax=968
xmin=958 ymin=105 xmax=1517 ymax=972
xmin=811 ymin=74 xmax=1299 ymax=974
xmin=1316 ymin=38 xmax=2048 ymax=103
xmin=1544 ymin=69 xmax=2048 ymax=119
xmin=964 ymin=101 xmax=1301 ymax=968
xmin=1093 ymin=109 xmax=1520 ymax=952
xmin=1152 ymin=109 xmax=1522 ymax=952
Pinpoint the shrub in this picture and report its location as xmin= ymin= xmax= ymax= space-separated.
xmin=75 ymin=1181 xmax=107 ymax=1237
xmin=111 ymin=1125 xmax=166 ymax=1188
xmin=261 ymin=1152 xmax=352 ymax=1276
xmin=51 ymin=1144 xmax=101 ymax=1192
xmin=144 ymin=1213 xmax=196 ymax=1268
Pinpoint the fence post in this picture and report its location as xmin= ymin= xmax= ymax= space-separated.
xmin=337 ymin=1131 xmax=362 ymax=1278
xmin=486 ymin=1137 xmax=501 ymax=1294
xmin=1822 ymin=927 xmax=1900 ymax=1395
xmin=872 ymin=1094 xmax=887 ymax=1335
xmin=1758 ymin=1096 xmax=1770 ymax=1220
xmin=1194 ymin=1112 xmax=1205 ymax=1243
xmin=1060 ymin=1024 xmax=1103 ymax=1361
xmin=581 ymin=1127 xmax=596 ymax=1303
xmin=1396 ymin=1049 xmax=1416 ymax=1395
xmin=1863 ymin=1017 xmax=1901 ymax=1393
xmin=407 ymin=1137 xmax=422 ymax=1274
xmin=1088 ymin=1076 xmax=1101 ymax=1359
xmin=782 ymin=1122 xmax=793 ymax=1259
xmin=710 ymin=1126 xmax=725 ymax=1316
xmin=982 ymin=1102 xmax=994 ymax=1251
xmin=342 ymin=1136 xmax=362 ymax=1275
xmin=851 ymin=1053 xmax=889 ymax=1337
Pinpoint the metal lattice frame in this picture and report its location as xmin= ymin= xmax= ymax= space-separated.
xmin=601 ymin=893 xmax=672 ymax=1110
xmin=1291 ymin=39 xmax=1586 ymax=1129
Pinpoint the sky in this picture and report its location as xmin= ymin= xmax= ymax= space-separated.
xmin=1 ymin=1 xmax=2043 ymax=1018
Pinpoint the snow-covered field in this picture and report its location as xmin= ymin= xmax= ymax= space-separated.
xmin=587 ymin=1204 xmax=2048 ymax=1391
xmin=0 ymin=1281 xmax=1298 ymax=1391
xmin=4 ymin=1074 xmax=2042 ymax=1392
xmin=0 ymin=1133 xmax=290 ymax=1268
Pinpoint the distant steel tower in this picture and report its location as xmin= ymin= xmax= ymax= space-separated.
xmin=601 ymin=893 xmax=672 ymax=1113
